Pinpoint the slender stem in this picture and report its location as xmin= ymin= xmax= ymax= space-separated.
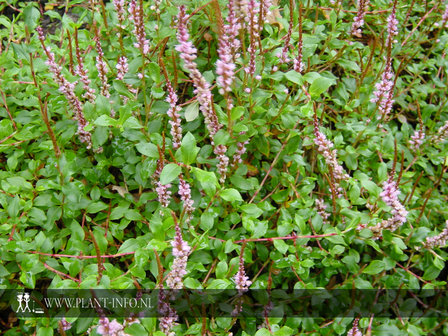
xmin=0 ymin=88 xmax=17 ymax=130
xmin=43 ymin=262 xmax=81 ymax=283
xmin=234 ymin=232 xmax=340 ymax=244
xmin=28 ymin=250 xmax=135 ymax=259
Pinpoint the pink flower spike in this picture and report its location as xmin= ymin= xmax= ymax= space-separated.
xmin=113 ymin=0 xmax=127 ymax=29
xmin=370 ymin=174 xmax=408 ymax=239
xmin=156 ymin=181 xmax=172 ymax=208
xmin=37 ymin=26 xmax=92 ymax=149
xmin=165 ymin=219 xmax=190 ymax=290
xmin=351 ymin=0 xmax=370 ymax=37
xmin=128 ymin=0 xmax=150 ymax=55
xmin=178 ymin=176 xmax=194 ymax=218
xmin=234 ymin=255 xmax=251 ymax=292
xmin=313 ymin=120 xmax=349 ymax=197
xmin=424 ymin=221 xmax=448 ymax=248
xmin=95 ymin=36 xmax=110 ymax=98
xmin=165 ymin=80 xmax=183 ymax=150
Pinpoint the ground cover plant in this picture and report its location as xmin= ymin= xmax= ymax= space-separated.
xmin=1 ymin=0 xmax=448 ymax=335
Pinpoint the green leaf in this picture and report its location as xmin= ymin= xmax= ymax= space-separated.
xmin=241 ymin=204 xmax=263 ymax=218
xmin=136 ymin=142 xmax=159 ymax=158
xmin=123 ymin=116 xmax=142 ymax=129
xmin=243 ymin=218 xmax=268 ymax=238
xmin=86 ymin=201 xmax=108 ymax=213
xmin=200 ymin=212 xmax=214 ymax=231
xmin=214 ymin=129 xmax=230 ymax=146
xmin=274 ymin=326 xmax=294 ymax=336
xmin=94 ymin=115 xmax=118 ymax=127
xmin=220 ymin=188 xmax=243 ymax=202
xmin=207 ymin=279 xmax=231 ymax=289
xmin=96 ymin=95 xmax=112 ymax=115
xmin=231 ymin=106 xmax=245 ymax=120
xmin=124 ymin=323 xmax=147 ymax=336
xmin=36 ymin=327 xmax=53 ymax=336
xmin=309 ymin=76 xmax=336 ymax=97
xmin=284 ymin=71 xmax=303 ymax=85
xmin=377 ymin=162 xmax=388 ymax=182
xmin=160 ymin=164 xmax=181 ymax=185
xmin=0 ymin=264 xmax=10 ymax=277
xmin=192 ymin=168 xmax=218 ymax=196
xmin=186 ymin=324 xmax=202 ymax=334
xmin=151 ymin=87 xmax=164 ymax=99
xmin=255 ymin=329 xmax=272 ymax=336
xmin=215 ymin=260 xmax=228 ymax=279
xmin=362 ymin=180 xmax=380 ymax=197
xmin=8 ymin=196 xmax=20 ymax=218
xmin=147 ymin=62 xmax=161 ymax=82
xmin=118 ymin=239 xmax=140 ymax=254
xmin=125 ymin=209 xmax=143 ymax=221
xmin=7 ymin=176 xmax=32 ymax=190
xmin=185 ymin=101 xmax=199 ymax=121
xmin=273 ymin=239 xmax=289 ymax=254
xmin=184 ymin=277 xmax=203 ymax=289
xmin=363 ymin=260 xmax=385 ymax=275
xmin=24 ymin=4 xmax=40 ymax=30
xmin=423 ymin=265 xmax=441 ymax=280
xmin=181 ymin=132 xmax=199 ymax=165
xmin=92 ymin=230 xmax=108 ymax=253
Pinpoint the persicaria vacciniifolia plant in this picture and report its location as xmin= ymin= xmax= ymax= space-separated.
xmin=2 ymin=0 xmax=448 ymax=335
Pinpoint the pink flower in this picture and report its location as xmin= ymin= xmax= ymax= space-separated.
xmin=113 ymin=0 xmax=127 ymax=29
xmin=313 ymin=120 xmax=349 ymax=196
xmin=158 ymin=286 xmax=177 ymax=336
xmin=351 ymin=0 xmax=370 ymax=37
xmin=234 ymin=256 xmax=251 ymax=292
xmin=74 ymin=35 xmax=96 ymax=103
xmin=371 ymin=60 xmax=395 ymax=119
xmin=226 ymin=0 xmax=241 ymax=59
xmin=438 ymin=4 xmax=448 ymax=28
xmin=178 ymin=176 xmax=194 ymax=216
xmin=424 ymin=221 xmax=448 ymax=248
xmin=434 ymin=120 xmax=448 ymax=143
xmin=60 ymin=317 xmax=72 ymax=331
xmin=231 ymin=139 xmax=249 ymax=168
xmin=116 ymin=56 xmax=128 ymax=80
xmin=215 ymin=144 xmax=229 ymax=184
xmin=278 ymin=21 xmax=293 ymax=64
xmin=156 ymin=181 xmax=172 ymax=207
xmin=260 ymin=0 xmax=272 ymax=22
xmin=215 ymin=0 xmax=239 ymax=96
xmin=150 ymin=0 xmax=161 ymax=14
xmin=176 ymin=6 xmax=221 ymax=137
xmin=409 ymin=128 xmax=425 ymax=151
xmin=165 ymin=80 xmax=182 ymax=149
xmin=37 ymin=27 xmax=92 ymax=149
xmin=96 ymin=317 xmax=130 ymax=336
xmin=370 ymin=175 xmax=408 ymax=238
xmin=128 ymin=0 xmax=150 ymax=55
xmin=166 ymin=220 xmax=190 ymax=290
xmin=95 ymin=36 xmax=110 ymax=98
xmin=371 ymin=2 xmax=398 ymax=120
xmin=294 ymin=10 xmax=305 ymax=73
xmin=244 ymin=0 xmax=260 ymax=76
xmin=176 ymin=6 xmax=229 ymax=183
xmin=347 ymin=318 xmax=363 ymax=336
xmin=316 ymin=198 xmax=330 ymax=221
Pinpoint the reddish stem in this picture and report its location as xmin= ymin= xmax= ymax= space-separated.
xmin=28 ymin=250 xmax=135 ymax=259
xmin=43 ymin=262 xmax=81 ymax=283
xmin=234 ymin=232 xmax=338 ymax=244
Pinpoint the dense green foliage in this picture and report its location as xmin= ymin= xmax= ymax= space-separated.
xmin=0 ymin=0 xmax=448 ymax=335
